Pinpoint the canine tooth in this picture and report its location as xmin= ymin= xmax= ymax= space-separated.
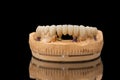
xmin=62 ymin=25 xmax=68 ymax=35
xmin=49 ymin=25 xmax=56 ymax=36
xmin=68 ymin=25 xmax=73 ymax=35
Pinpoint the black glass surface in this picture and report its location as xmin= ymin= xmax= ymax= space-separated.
xmin=11 ymin=15 xmax=116 ymax=80
xmin=29 ymin=56 xmax=103 ymax=80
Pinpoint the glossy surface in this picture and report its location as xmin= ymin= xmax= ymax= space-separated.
xmin=29 ymin=56 xmax=103 ymax=80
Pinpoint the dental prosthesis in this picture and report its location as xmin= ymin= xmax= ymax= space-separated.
xmin=29 ymin=25 xmax=104 ymax=62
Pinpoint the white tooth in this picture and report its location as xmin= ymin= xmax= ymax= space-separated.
xmin=68 ymin=25 xmax=73 ymax=36
xmin=80 ymin=25 xmax=86 ymax=37
xmin=49 ymin=25 xmax=56 ymax=36
xmin=73 ymin=25 xmax=79 ymax=37
xmin=62 ymin=25 xmax=68 ymax=35
xmin=85 ymin=26 xmax=89 ymax=37
xmin=44 ymin=26 xmax=49 ymax=35
xmin=86 ymin=26 xmax=92 ymax=37
xmin=92 ymin=27 xmax=98 ymax=36
xmin=36 ymin=26 xmax=43 ymax=37
xmin=56 ymin=25 xmax=62 ymax=38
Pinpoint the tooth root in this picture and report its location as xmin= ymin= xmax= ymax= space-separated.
xmin=68 ymin=25 xmax=73 ymax=36
xmin=62 ymin=25 xmax=68 ymax=35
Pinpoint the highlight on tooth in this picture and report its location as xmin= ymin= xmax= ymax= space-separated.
xmin=34 ymin=25 xmax=98 ymax=43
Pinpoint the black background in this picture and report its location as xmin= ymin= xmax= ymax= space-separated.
xmin=5 ymin=14 xmax=117 ymax=80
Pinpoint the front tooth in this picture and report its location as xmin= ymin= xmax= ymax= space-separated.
xmin=68 ymin=25 xmax=73 ymax=36
xmin=73 ymin=25 xmax=79 ymax=37
xmin=62 ymin=25 xmax=68 ymax=35
xmin=44 ymin=26 xmax=49 ymax=35
xmin=56 ymin=25 xmax=62 ymax=38
xmin=79 ymin=25 xmax=86 ymax=37
xmin=49 ymin=25 xmax=56 ymax=36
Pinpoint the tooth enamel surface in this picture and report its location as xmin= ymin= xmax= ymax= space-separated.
xmin=35 ymin=25 xmax=98 ymax=43
xmin=62 ymin=25 xmax=68 ymax=35
xmin=56 ymin=25 xmax=62 ymax=37
xmin=44 ymin=26 xmax=49 ymax=35
xmin=79 ymin=25 xmax=86 ymax=37
xmin=73 ymin=25 xmax=79 ymax=37
xmin=49 ymin=25 xmax=56 ymax=36
xmin=36 ymin=26 xmax=43 ymax=37
xmin=68 ymin=25 xmax=73 ymax=36
xmin=86 ymin=26 xmax=91 ymax=37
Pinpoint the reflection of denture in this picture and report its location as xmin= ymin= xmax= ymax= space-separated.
xmin=29 ymin=57 xmax=103 ymax=80
xmin=35 ymin=25 xmax=98 ymax=43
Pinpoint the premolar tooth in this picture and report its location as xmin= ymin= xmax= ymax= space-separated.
xmin=49 ymin=25 xmax=56 ymax=36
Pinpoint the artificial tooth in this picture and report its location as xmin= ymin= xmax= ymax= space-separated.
xmin=62 ymin=25 xmax=68 ymax=35
xmin=44 ymin=26 xmax=49 ymax=35
xmin=49 ymin=25 xmax=56 ymax=36
xmin=73 ymin=25 xmax=79 ymax=37
xmin=56 ymin=25 xmax=62 ymax=39
xmin=68 ymin=25 xmax=73 ymax=36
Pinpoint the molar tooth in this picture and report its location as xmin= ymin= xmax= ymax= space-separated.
xmin=62 ymin=25 xmax=68 ymax=35
xmin=68 ymin=25 xmax=73 ymax=36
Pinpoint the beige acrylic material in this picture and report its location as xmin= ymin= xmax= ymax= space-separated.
xmin=29 ymin=30 xmax=103 ymax=61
